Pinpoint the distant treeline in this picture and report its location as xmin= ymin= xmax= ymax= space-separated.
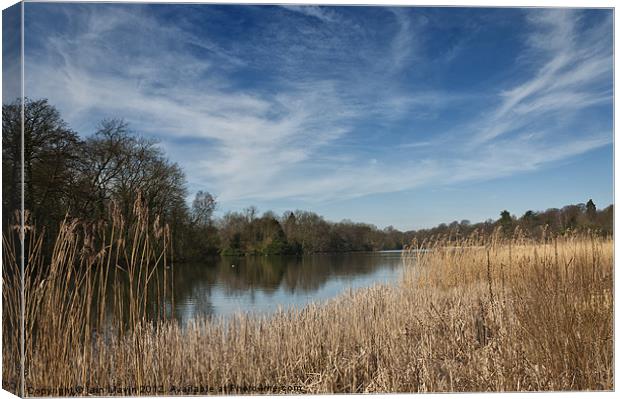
xmin=189 ymin=198 xmax=614 ymax=257
xmin=211 ymin=207 xmax=407 ymax=256
xmin=2 ymin=99 xmax=613 ymax=261
xmin=410 ymin=202 xmax=613 ymax=245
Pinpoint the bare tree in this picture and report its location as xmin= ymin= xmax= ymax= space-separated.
xmin=191 ymin=191 xmax=216 ymax=227
xmin=2 ymin=98 xmax=81 ymax=228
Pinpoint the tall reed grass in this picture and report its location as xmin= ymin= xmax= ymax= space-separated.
xmin=2 ymin=197 xmax=173 ymax=395
xmin=2 ymin=211 xmax=613 ymax=394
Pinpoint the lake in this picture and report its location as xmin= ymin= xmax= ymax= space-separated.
xmin=167 ymin=251 xmax=406 ymax=323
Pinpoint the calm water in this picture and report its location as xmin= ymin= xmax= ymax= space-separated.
xmin=168 ymin=251 xmax=405 ymax=323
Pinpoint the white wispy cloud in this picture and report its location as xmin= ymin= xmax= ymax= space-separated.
xmin=23 ymin=6 xmax=612 ymax=206
xmin=472 ymin=9 xmax=612 ymax=145
xmin=281 ymin=5 xmax=339 ymax=23
xmin=388 ymin=8 xmax=419 ymax=72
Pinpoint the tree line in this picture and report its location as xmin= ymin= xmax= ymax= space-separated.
xmin=214 ymin=207 xmax=407 ymax=256
xmin=193 ymin=198 xmax=613 ymax=256
xmin=2 ymin=99 xmax=613 ymax=261
xmin=410 ymin=200 xmax=613 ymax=244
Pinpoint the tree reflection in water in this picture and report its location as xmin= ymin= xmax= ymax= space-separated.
xmin=114 ymin=251 xmax=405 ymax=324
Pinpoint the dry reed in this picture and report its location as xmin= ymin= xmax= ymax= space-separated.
xmin=2 ymin=196 xmax=172 ymax=395
xmin=2 ymin=213 xmax=613 ymax=394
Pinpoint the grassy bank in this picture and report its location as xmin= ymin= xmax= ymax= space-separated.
xmin=3 ymin=206 xmax=613 ymax=394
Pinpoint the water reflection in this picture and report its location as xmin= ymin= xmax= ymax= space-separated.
xmin=168 ymin=251 xmax=404 ymax=324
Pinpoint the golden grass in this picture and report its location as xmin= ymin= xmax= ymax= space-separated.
xmin=2 ymin=198 xmax=173 ymax=395
xmin=2 ymin=212 xmax=614 ymax=394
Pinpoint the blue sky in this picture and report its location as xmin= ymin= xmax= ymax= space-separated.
xmin=16 ymin=4 xmax=613 ymax=230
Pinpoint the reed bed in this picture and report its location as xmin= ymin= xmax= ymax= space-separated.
xmin=2 ymin=212 xmax=614 ymax=394
xmin=2 ymin=197 xmax=173 ymax=395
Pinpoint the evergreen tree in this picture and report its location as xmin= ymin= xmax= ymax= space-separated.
xmin=586 ymin=199 xmax=597 ymax=222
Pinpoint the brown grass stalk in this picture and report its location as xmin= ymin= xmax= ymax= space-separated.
xmin=2 ymin=212 xmax=613 ymax=394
